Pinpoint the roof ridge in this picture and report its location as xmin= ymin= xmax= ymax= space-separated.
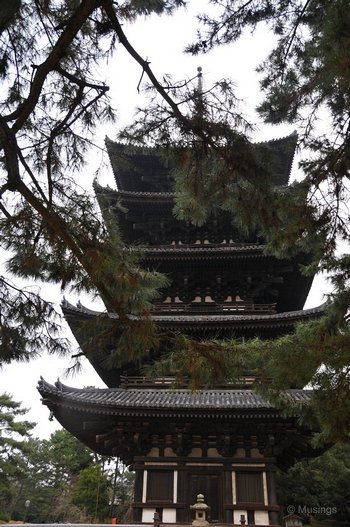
xmin=96 ymin=187 xmax=174 ymax=198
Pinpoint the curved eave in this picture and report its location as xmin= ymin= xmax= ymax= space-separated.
xmin=94 ymin=184 xmax=173 ymax=234
xmin=62 ymin=299 xmax=326 ymax=328
xmin=37 ymin=379 xmax=322 ymax=466
xmin=151 ymin=305 xmax=325 ymax=327
xmin=144 ymin=244 xmax=265 ymax=261
xmin=61 ymin=300 xmax=325 ymax=387
xmin=38 ymin=379 xmax=312 ymax=416
xmin=62 ymin=298 xmax=103 ymax=317
xmin=95 ymin=185 xmax=174 ymax=204
xmin=254 ymin=131 xmax=297 ymax=186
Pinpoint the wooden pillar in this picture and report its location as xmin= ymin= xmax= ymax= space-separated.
xmin=224 ymin=470 xmax=233 ymax=523
xmin=176 ymin=467 xmax=187 ymax=523
xmin=267 ymin=469 xmax=280 ymax=525
xmin=133 ymin=468 xmax=144 ymax=522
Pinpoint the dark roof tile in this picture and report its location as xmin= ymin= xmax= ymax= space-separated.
xmin=38 ymin=378 xmax=312 ymax=411
xmin=105 ymin=134 xmax=298 ymax=192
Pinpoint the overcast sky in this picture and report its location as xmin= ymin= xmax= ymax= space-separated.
xmin=1 ymin=1 xmax=333 ymax=439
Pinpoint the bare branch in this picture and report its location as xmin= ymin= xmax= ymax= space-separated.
xmin=0 ymin=202 xmax=12 ymax=218
xmin=206 ymin=0 xmax=254 ymax=48
xmin=0 ymin=118 xmax=21 ymax=190
xmin=17 ymin=147 xmax=49 ymax=203
xmin=280 ymin=0 xmax=312 ymax=80
xmin=55 ymin=65 xmax=109 ymax=92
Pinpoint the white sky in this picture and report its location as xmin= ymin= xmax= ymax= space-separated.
xmin=1 ymin=1 xmax=333 ymax=438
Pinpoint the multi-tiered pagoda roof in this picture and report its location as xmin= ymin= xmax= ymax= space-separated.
xmin=55 ymin=134 xmax=323 ymax=386
xmin=39 ymin=134 xmax=323 ymax=526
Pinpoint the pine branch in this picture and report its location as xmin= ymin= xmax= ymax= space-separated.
xmin=4 ymin=0 xmax=103 ymax=132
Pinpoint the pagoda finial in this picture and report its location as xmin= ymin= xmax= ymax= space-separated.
xmin=197 ymin=66 xmax=203 ymax=94
xmin=195 ymin=66 xmax=204 ymax=118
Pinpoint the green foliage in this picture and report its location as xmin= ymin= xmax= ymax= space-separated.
xmin=0 ymin=1 xmax=21 ymax=37
xmin=0 ymin=393 xmax=35 ymax=520
xmin=0 ymin=421 xmax=131 ymax=523
xmin=185 ymin=0 xmax=350 ymax=263
xmin=146 ymin=297 xmax=350 ymax=442
xmin=0 ymin=276 xmax=68 ymax=365
xmin=110 ymin=461 xmax=135 ymax=522
xmin=121 ymin=0 xmax=349 ymax=314
xmin=71 ymin=464 xmax=110 ymax=521
xmin=277 ymin=443 xmax=350 ymax=521
xmin=40 ymin=429 xmax=94 ymax=483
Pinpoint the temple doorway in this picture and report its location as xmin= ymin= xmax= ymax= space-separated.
xmin=190 ymin=474 xmax=220 ymax=522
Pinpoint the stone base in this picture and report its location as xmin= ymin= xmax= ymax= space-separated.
xmin=192 ymin=520 xmax=209 ymax=527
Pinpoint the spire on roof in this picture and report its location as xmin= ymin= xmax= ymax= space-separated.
xmin=197 ymin=66 xmax=203 ymax=94
xmin=195 ymin=66 xmax=204 ymax=118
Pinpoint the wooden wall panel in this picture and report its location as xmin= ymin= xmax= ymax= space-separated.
xmin=147 ymin=471 xmax=173 ymax=502
xmin=236 ymin=472 xmax=264 ymax=504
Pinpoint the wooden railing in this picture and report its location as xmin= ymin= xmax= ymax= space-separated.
xmin=146 ymin=241 xmax=261 ymax=249
xmin=120 ymin=376 xmax=175 ymax=388
xmin=152 ymin=301 xmax=276 ymax=315
xmin=120 ymin=376 xmax=257 ymax=389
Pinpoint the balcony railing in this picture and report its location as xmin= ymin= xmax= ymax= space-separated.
xmin=152 ymin=301 xmax=276 ymax=315
xmin=120 ymin=375 xmax=257 ymax=389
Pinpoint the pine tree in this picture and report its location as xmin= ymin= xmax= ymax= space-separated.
xmin=0 ymin=393 xmax=35 ymax=521
xmin=0 ymin=1 xmax=349 ymax=441
xmin=0 ymin=0 xmax=176 ymax=364
xmin=71 ymin=463 xmax=110 ymax=521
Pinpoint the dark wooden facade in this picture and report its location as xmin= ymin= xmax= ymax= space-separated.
xmin=38 ymin=381 xmax=318 ymax=526
xmin=39 ymin=138 xmax=323 ymax=526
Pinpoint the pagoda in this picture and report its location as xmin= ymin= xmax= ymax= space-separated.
xmin=38 ymin=135 xmax=324 ymax=526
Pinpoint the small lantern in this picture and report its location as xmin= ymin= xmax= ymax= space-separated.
xmin=240 ymin=514 xmax=246 ymax=525
xmin=23 ymin=499 xmax=31 ymax=523
xmin=153 ymin=511 xmax=161 ymax=527
xmin=190 ymin=493 xmax=210 ymax=527
xmin=283 ymin=513 xmax=303 ymax=527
